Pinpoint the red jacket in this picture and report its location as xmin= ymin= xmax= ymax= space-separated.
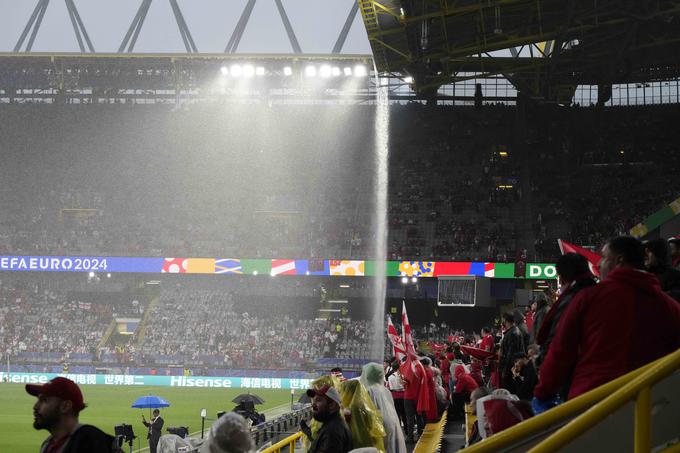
xmin=535 ymin=267 xmax=680 ymax=400
xmin=453 ymin=364 xmax=479 ymax=394
xmin=480 ymin=335 xmax=495 ymax=352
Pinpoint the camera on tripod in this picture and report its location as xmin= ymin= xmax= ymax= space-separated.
xmin=167 ymin=426 xmax=189 ymax=438
xmin=114 ymin=424 xmax=136 ymax=447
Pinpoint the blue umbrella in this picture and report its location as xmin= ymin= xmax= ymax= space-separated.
xmin=132 ymin=395 xmax=171 ymax=409
xmin=132 ymin=395 xmax=171 ymax=418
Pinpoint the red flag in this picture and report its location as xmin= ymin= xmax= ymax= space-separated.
xmin=401 ymin=301 xmax=417 ymax=358
xmin=387 ymin=316 xmax=406 ymax=361
xmin=558 ymin=239 xmax=601 ymax=277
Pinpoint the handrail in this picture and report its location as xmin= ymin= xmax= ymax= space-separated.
xmin=414 ymin=410 xmax=448 ymax=453
xmin=530 ymin=347 xmax=680 ymax=452
xmin=462 ymin=358 xmax=661 ymax=452
xmin=259 ymin=431 xmax=303 ymax=453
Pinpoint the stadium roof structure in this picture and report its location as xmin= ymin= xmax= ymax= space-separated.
xmin=359 ymin=0 xmax=680 ymax=103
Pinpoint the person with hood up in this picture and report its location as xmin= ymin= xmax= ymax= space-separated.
xmin=360 ymin=363 xmax=407 ymax=453
xmin=451 ymin=364 xmax=479 ymax=420
xmin=535 ymin=236 xmax=680 ymax=402
xmin=339 ymin=379 xmax=386 ymax=452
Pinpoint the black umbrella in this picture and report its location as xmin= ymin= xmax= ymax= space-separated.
xmin=232 ymin=393 xmax=265 ymax=405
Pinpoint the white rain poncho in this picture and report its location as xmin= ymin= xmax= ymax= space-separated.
xmin=360 ymin=363 xmax=407 ymax=453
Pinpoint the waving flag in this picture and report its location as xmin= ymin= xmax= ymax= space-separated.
xmin=557 ymin=239 xmax=601 ymax=277
xmin=387 ymin=316 xmax=406 ymax=361
xmin=401 ymin=301 xmax=417 ymax=358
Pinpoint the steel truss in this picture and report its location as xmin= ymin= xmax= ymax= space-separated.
xmin=359 ymin=0 xmax=680 ymax=103
xmin=15 ymin=0 xmax=95 ymax=53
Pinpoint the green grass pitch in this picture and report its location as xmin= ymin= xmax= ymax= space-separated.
xmin=0 ymin=383 xmax=294 ymax=453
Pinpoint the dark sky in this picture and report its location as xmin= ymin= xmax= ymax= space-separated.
xmin=0 ymin=0 xmax=371 ymax=54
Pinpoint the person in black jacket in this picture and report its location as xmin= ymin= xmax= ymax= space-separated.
xmin=509 ymin=353 xmax=538 ymax=400
xmin=142 ymin=409 xmax=164 ymax=453
xmin=500 ymin=311 xmax=525 ymax=390
xmin=535 ymin=253 xmax=596 ymax=370
xmin=300 ymin=385 xmax=353 ymax=453
xmin=645 ymin=238 xmax=680 ymax=302
xmin=26 ymin=377 xmax=117 ymax=453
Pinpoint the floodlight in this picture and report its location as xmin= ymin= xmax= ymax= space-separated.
xmin=320 ymin=65 xmax=332 ymax=78
xmin=230 ymin=64 xmax=242 ymax=77
xmin=404 ymin=76 xmax=413 ymax=84
xmin=343 ymin=67 xmax=352 ymax=76
xmin=220 ymin=66 xmax=229 ymax=76
xmin=255 ymin=66 xmax=265 ymax=76
xmin=253 ymin=271 xmax=258 ymax=276
xmin=243 ymin=65 xmax=255 ymax=78
xmin=88 ymin=271 xmax=95 ymax=278
xmin=354 ymin=65 xmax=367 ymax=77
xmin=332 ymin=67 xmax=341 ymax=77
xmin=107 ymin=273 xmax=111 ymax=278
xmin=401 ymin=277 xmax=409 ymax=284
xmin=411 ymin=277 xmax=418 ymax=283
xmin=305 ymin=65 xmax=317 ymax=77
xmin=283 ymin=66 xmax=293 ymax=76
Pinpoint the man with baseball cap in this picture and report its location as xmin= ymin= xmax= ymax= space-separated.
xmin=300 ymin=385 xmax=352 ymax=453
xmin=26 ymin=377 xmax=117 ymax=453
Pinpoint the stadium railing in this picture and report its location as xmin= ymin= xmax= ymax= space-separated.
xmin=252 ymin=406 xmax=311 ymax=448
xmin=462 ymin=348 xmax=680 ymax=452
xmin=259 ymin=432 xmax=303 ymax=453
xmin=414 ymin=410 xmax=448 ymax=453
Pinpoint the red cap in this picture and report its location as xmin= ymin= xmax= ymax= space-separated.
xmin=26 ymin=377 xmax=86 ymax=413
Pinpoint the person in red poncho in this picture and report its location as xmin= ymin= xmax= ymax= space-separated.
xmin=401 ymin=358 xmax=423 ymax=443
xmin=418 ymin=357 xmax=438 ymax=423
xmin=534 ymin=236 xmax=680 ymax=402
xmin=450 ymin=364 xmax=479 ymax=420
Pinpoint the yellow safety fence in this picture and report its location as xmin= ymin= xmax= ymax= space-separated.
xmin=463 ymin=347 xmax=680 ymax=452
xmin=260 ymin=431 xmax=303 ymax=453
xmin=414 ymin=410 xmax=448 ymax=453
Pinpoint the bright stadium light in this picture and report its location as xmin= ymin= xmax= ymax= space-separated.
xmin=230 ymin=64 xmax=242 ymax=78
xmin=411 ymin=277 xmax=418 ymax=283
xmin=401 ymin=277 xmax=409 ymax=284
xmin=283 ymin=66 xmax=293 ymax=76
xmin=253 ymin=271 xmax=258 ymax=276
xmin=343 ymin=67 xmax=352 ymax=76
xmin=255 ymin=66 xmax=265 ymax=76
xmin=404 ymin=76 xmax=413 ymax=84
xmin=107 ymin=273 xmax=111 ymax=278
xmin=220 ymin=66 xmax=229 ymax=76
xmin=243 ymin=64 xmax=255 ymax=78
xmin=88 ymin=271 xmax=95 ymax=278
xmin=320 ymin=65 xmax=332 ymax=78
xmin=354 ymin=65 xmax=367 ymax=77
xmin=305 ymin=65 xmax=317 ymax=77
xmin=332 ymin=67 xmax=341 ymax=77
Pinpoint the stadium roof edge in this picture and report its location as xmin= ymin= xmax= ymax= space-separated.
xmin=0 ymin=52 xmax=375 ymax=62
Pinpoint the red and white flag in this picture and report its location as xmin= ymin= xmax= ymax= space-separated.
xmin=401 ymin=301 xmax=417 ymax=358
xmin=387 ymin=316 xmax=406 ymax=361
xmin=558 ymin=239 xmax=601 ymax=277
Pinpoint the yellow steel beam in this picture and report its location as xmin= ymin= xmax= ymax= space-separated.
xmin=461 ymin=358 xmax=660 ymax=453
xmin=372 ymin=1 xmax=402 ymax=19
xmin=634 ymin=386 xmax=651 ymax=453
xmin=529 ymin=348 xmax=680 ymax=453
